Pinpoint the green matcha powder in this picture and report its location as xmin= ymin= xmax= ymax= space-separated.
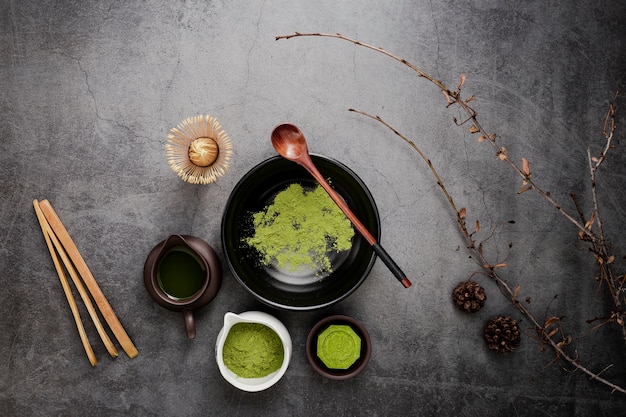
xmin=246 ymin=183 xmax=354 ymax=274
xmin=222 ymin=323 xmax=284 ymax=378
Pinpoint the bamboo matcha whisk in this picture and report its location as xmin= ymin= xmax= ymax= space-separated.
xmin=166 ymin=115 xmax=233 ymax=184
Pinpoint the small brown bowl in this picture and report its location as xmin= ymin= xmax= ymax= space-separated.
xmin=306 ymin=315 xmax=371 ymax=380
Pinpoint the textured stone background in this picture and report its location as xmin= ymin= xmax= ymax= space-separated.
xmin=2 ymin=0 xmax=626 ymax=415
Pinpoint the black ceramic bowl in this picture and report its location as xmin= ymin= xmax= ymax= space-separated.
xmin=221 ymin=155 xmax=380 ymax=310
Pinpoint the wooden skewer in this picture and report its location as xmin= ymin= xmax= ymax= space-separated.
xmin=35 ymin=201 xmax=119 ymax=358
xmin=33 ymin=200 xmax=98 ymax=366
xmin=38 ymin=199 xmax=139 ymax=359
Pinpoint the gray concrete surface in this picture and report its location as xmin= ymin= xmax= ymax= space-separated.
xmin=2 ymin=1 xmax=626 ymax=415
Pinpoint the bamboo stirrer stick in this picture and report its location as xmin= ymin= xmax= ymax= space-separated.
xmin=38 ymin=199 xmax=139 ymax=359
xmin=33 ymin=200 xmax=98 ymax=366
xmin=35 ymin=200 xmax=119 ymax=358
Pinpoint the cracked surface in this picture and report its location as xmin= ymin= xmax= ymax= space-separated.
xmin=1 ymin=0 xmax=626 ymax=416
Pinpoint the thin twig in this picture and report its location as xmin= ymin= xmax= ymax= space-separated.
xmin=348 ymin=108 xmax=470 ymax=239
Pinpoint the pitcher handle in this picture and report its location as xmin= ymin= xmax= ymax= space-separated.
xmin=183 ymin=309 xmax=196 ymax=339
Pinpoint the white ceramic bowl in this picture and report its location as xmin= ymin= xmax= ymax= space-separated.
xmin=215 ymin=311 xmax=292 ymax=392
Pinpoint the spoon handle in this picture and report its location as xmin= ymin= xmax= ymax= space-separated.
xmin=371 ymin=243 xmax=412 ymax=288
xmin=307 ymin=166 xmax=412 ymax=288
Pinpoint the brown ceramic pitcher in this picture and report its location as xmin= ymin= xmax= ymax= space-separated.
xmin=143 ymin=234 xmax=222 ymax=338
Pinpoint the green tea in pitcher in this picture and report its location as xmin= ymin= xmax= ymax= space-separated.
xmin=157 ymin=246 xmax=207 ymax=300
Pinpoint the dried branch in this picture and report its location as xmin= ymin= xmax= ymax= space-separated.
xmin=350 ymin=107 xmax=626 ymax=395
xmin=584 ymin=91 xmax=625 ymax=338
xmin=277 ymin=31 xmax=626 ymax=394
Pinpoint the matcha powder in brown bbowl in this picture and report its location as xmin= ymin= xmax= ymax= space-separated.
xmin=222 ymin=323 xmax=284 ymax=378
xmin=246 ymin=183 xmax=355 ymax=275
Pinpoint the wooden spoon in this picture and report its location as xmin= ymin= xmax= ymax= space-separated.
xmin=271 ymin=123 xmax=411 ymax=288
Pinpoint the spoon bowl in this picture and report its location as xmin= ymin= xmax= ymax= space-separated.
xmin=271 ymin=123 xmax=308 ymax=160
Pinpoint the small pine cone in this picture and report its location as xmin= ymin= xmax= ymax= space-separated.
xmin=484 ymin=315 xmax=521 ymax=353
xmin=452 ymin=280 xmax=486 ymax=313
